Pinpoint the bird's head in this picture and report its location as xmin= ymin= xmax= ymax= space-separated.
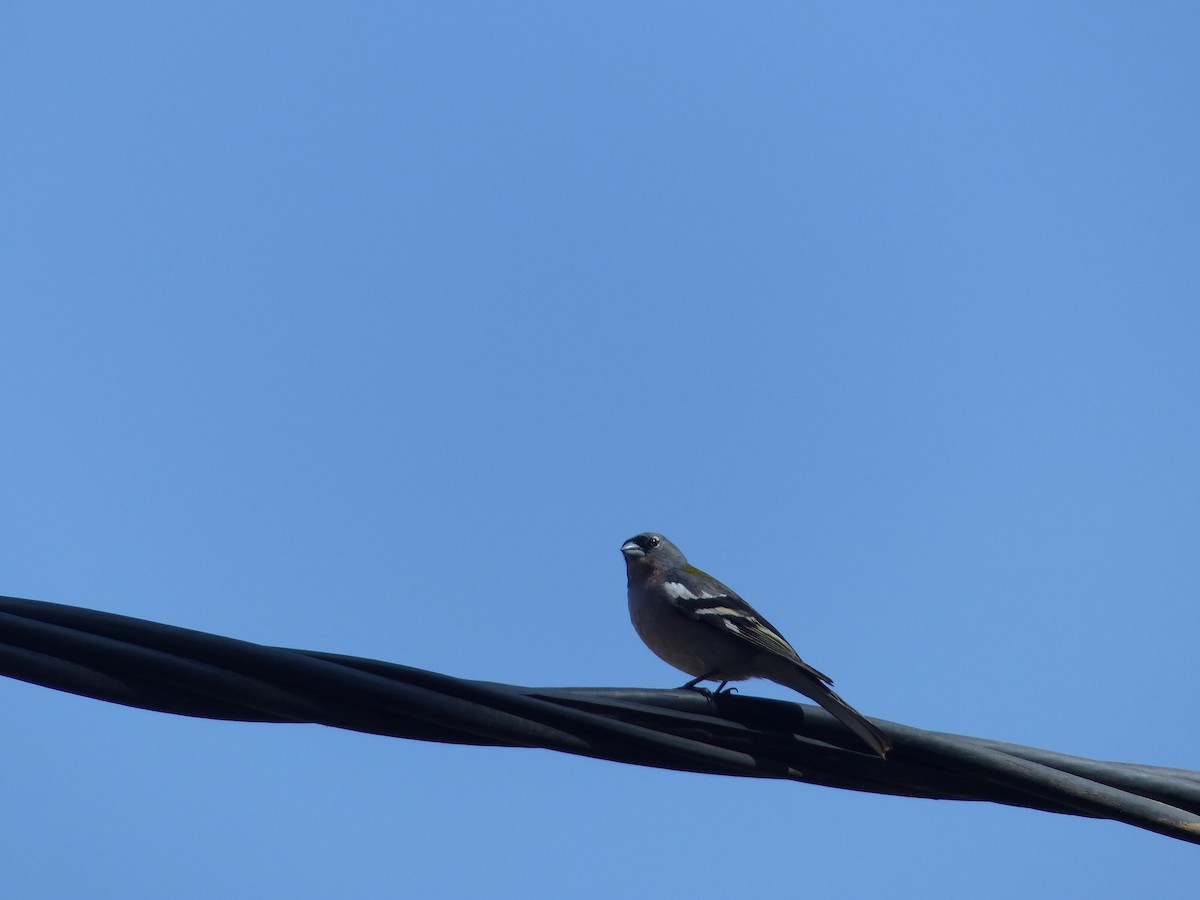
xmin=620 ymin=532 xmax=687 ymax=571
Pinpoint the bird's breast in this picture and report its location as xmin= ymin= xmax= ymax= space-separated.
xmin=628 ymin=589 xmax=757 ymax=680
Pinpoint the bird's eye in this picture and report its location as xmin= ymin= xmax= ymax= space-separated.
xmin=648 ymin=536 xmax=660 ymax=548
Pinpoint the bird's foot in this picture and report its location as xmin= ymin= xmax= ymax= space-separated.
xmin=679 ymin=672 xmax=718 ymax=699
xmin=677 ymin=673 xmax=739 ymax=699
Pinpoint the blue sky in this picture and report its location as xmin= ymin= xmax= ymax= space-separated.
xmin=3 ymin=3 xmax=1198 ymax=896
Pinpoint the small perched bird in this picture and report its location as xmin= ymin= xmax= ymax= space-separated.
xmin=621 ymin=532 xmax=891 ymax=758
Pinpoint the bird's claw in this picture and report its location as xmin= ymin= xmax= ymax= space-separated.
xmin=679 ymin=672 xmax=728 ymax=700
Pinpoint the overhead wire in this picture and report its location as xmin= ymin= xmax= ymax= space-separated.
xmin=2 ymin=595 xmax=1197 ymax=845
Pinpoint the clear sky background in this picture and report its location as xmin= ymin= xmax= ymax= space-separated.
xmin=3 ymin=4 xmax=1198 ymax=897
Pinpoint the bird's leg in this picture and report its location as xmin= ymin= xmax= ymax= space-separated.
xmin=679 ymin=671 xmax=719 ymax=698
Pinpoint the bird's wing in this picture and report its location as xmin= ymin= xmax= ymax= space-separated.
xmin=664 ymin=564 xmax=834 ymax=686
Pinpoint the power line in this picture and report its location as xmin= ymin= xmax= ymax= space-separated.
xmin=2 ymin=595 xmax=1197 ymax=844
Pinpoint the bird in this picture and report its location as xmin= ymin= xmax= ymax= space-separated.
xmin=620 ymin=532 xmax=891 ymax=758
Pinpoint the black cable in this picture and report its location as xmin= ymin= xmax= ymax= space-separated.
xmin=2 ymin=595 xmax=1197 ymax=845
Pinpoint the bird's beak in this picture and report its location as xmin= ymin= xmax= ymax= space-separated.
xmin=620 ymin=541 xmax=644 ymax=558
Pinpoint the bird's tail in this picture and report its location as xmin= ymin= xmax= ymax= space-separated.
xmin=773 ymin=664 xmax=891 ymax=758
